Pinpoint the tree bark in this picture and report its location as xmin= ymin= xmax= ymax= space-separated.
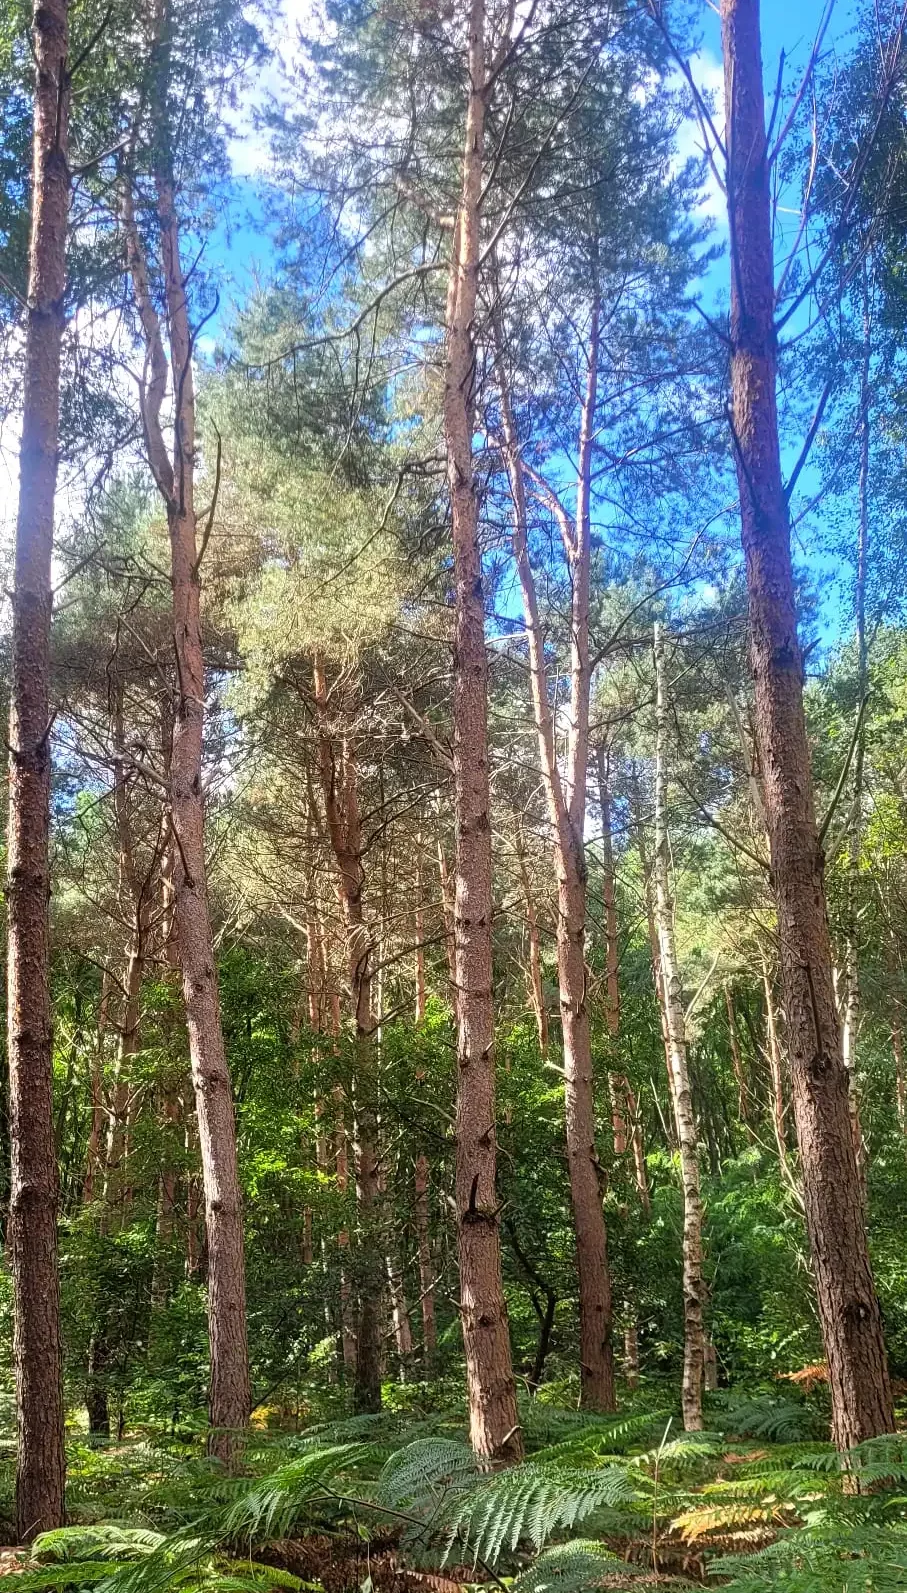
xmin=7 ymin=0 xmax=70 ymax=1539
xmin=443 ymin=0 xmax=522 ymax=1461
xmin=493 ymin=301 xmax=615 ymax=1412
xmin=312 ymin=656 xmax=383 ymax=1412
xmin=653 ymin=623 xmax=705 ymax=1432
xmin=721 ymin=0 xmax=893 ymax=1447
xmin=123 ymin=141 xmax=251 ymax=1457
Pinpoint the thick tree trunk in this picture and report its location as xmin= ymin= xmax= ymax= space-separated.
xmin=443 ymin=0 xmax=521 ymax=1461
xmin=7 ymin=0 xmax=70 ymax=1539
xmin=493 ymin=303 xmax=615 ymax=1413
xmin=312 ymin=657 xmax=383 ymax=1412
xmin=721 ymin=0 xmax=893 ymax=1447
xmin=653 ymin=624 xmax=705 ymax=1432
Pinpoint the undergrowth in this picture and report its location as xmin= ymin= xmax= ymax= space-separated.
xmin=3 ymin=1389 xmax=906 ymax=1593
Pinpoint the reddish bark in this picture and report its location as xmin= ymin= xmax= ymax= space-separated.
xmin=443 ymin=0 xmax=522 ymax=1461
xmin=721 ymin=0 xmax=893 ymax=1445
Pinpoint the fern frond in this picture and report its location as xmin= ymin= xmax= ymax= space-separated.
xmin=377 ymin=1439 xmax=478 ymax=1510
xmin=434 ymin=1460 xmax=641 ymax=1565
xmin=509 ymin=1540 xmax=647 ymax=1593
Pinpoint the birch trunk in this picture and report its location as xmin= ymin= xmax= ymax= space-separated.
xmin=653 ymin=623 xmax=705 ymax=1432
xmin=721 ymin=0 xmax=892 ymax=1447
xmin=443 ymin=0 xmax=521 ymax=1460
xmin=7 ymin=0 xmax=70 ymax=1537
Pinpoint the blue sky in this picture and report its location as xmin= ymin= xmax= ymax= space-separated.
xmin=202 ymin=0 xmax=866 ymax=647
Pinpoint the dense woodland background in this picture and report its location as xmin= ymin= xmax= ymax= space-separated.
xmin=5 ymin=0 xmax=907 ymax=1586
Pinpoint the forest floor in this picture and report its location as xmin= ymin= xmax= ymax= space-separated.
xmin=0 ymin=1384 xmax=905 ymax=1592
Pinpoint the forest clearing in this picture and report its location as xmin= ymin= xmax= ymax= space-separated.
xmin=3 ymin=0 xmax=907 ymax=1585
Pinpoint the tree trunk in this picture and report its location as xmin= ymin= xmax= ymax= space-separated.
xmin=414 ymin=1153 xmax=437 ymax=1368
xmin=443 ymin=0 xmax=521 ymax=1462
xmin=653 ymin=623 xmax=705 ymax=1432
xmin=598 ymin=746 xmax=650 ymax=1209
xmin=623 ymin=1321 xmax=640 ymax=1389
xmin=724 ymin=985 xmax=750 ymax=1129
xmin=761 ymin=957 xmax=788 ymax=1155
xmin=840 ymin=271 xmax=871 ymax=1176
xmin=493 ymin=299 xmax=615 ymax=1413
xmin=7 ymin=0 xmax=70 ymax=1540
xmin=515 ymin=825 xmax=548 ymax=1054
xmin=312 ymin=656 xmax=383 ymax=1412
xmin=721 ymin=0 xmax=893 ymax=1447
xmin=123 ymin=152 xmax=251 ymax=1457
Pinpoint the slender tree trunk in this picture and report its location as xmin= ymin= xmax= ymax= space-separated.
xmin=893 ymin=1016 xmax=907 ymax=1136
xmin=653 ymin=624 xmax=705 ymax=1432
xmin=623 ymin=1321 xmax=640 ymax=1389
xmin=515 ymin=826 xmax=548 ymax=1053
xmin=724 ymin=985 xmax=750 ymax=1129
xmin=436 ymin=841 xmax=458 ymax=994
xmin=84 ymin=974 xmax=111 ymax=1204
xmin=841 ymin=272 xmax=872 ymax=1175
xmin=123 ymin=147 xmax=251 ymax=1456
xmin=598 ymin=746 xmax=650 ymax=1209
xmin=442 ymin=0 xmax=521 ymax=1462
xmin=312 ymin=656 xmax=383 ymax=1412
xmin=493 ymin=300 xmax=615 ymax=1412
xmin=414 ymin=1153 xmax=437 ymax=1368
xmin=721 ymin=0 xmax=892 ymax=1447
xmin=335 ymin=1127 xmax=358 ymax=1376
xmin=7 ymin=0 xmax=71 ymax=1538
xmin=761 ymin=957 xmax=788 ymax=1154
xmin=415 ymin=846 xmax=427 ymax=1022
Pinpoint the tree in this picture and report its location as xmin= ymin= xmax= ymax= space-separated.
xmin=118 ymin=6 xmax=252 ymax=1456
xmin=6 ymin=0 xmax=70 ymax=1540
xmin=719 ymin=0 xmax=893 ymax=1446
xmin=441 ymin=0 xmax=522 ymax=1460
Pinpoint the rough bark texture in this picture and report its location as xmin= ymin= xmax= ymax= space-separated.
xmin=721 ymin=0 xmax=893 ymax=1447
xmin=7 ymin=0 xmax=70 ymax=1539
xmin=312 ymin=657 xmax=383 ymax=1412
xmin=123 ymin=126 xmax=251 ymax=1455
xmin=443 ymin=0 xmax=521 ymax=1461
xmin=493 ymin=304 xmax=615 ymax=1412
xmin=653 ymin=624 xmax=705 ymax=1433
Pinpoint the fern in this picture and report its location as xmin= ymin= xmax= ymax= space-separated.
xmin=430 ymin=1459 xmax=642 ymax=1565
xmin=710 ymin=1517 xmax=907 ymax=1591
xmin=377 ymin=1438 xmax=478 ymax=1511
xmin=508 ymin=1540 xmax=648 ymax=1593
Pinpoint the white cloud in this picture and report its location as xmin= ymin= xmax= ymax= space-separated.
xmin=672 ymin=49 xmax=727 ymax=229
